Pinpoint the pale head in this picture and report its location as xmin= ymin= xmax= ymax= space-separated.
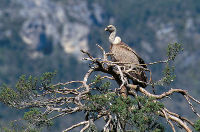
xmin=105 ymin=25 xmax=116 ymax=33
xmin=105 ymin=25 xmax=121 ymax=44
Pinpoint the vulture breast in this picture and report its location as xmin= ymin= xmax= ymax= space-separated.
xmin=110 ymin=42 xmax=139 ymax=68
xmin=110 ymin=42 xmax=147 ymax=88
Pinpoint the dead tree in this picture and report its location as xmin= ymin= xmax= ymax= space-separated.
xmin=0 ymin=43 xmax=200 ymax=132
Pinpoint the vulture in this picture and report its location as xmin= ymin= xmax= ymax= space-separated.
xmin=105 ymin=25 xmax=147 ymax=88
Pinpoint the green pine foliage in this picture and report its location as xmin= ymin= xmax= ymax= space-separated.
xmin=91 ymin=75 xmax=110 ymax=93
xmin=194 ymin=119 xmax=200 ymax=131
xmin=0 ymin=72 xmax=56 ymax=131
xmin=86 ymin=77 xmax=164 ymax=131
xmin=0 ymin=71 xmax=56 ymax=107
xmin=24 ymin=108 xmax=53 ymax=127
xmin=0 ymin=84 xmax=19 ymax=106
xmin=16 ymin=75 xmax=38 ymax=100
xmin=40 ymin=72 xmax=57 ymax=89
xmin=0 ymin=119 xmax=42 ymax=132
xmin=86 ymin=92 xmax=164 ymax=131
xmin=157 ymin=63 xmax=176 ymax=86
xmin=155 ymin=43 xmax=183 ymax=86
xmin=167 ymin=43 xmax=184 ymax=61
xmin=1 ymin=125 xmax=41 ymax=132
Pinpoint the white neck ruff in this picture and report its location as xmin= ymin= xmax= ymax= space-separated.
xmin=112 ymin=36 xmax=121 ymax=44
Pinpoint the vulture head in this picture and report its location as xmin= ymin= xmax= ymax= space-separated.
xmin=105 ymin=25 xmax=116 ymax=33
xmin=105 ymin=25 xmax=121 ymax=44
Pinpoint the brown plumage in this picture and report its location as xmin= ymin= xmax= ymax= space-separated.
xmin=105 ymin=25 xmax=147 ymax=88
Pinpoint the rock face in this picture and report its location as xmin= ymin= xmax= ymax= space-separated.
xmin=61 ymin=23 xmax=89 ymax=60
xmin=4 ymin=0 xmax=103 ymax=59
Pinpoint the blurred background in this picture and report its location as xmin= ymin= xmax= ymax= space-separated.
xmin=0 ymin=0 xmax=200 ymax=131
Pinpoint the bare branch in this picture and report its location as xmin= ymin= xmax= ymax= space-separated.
xmin=164 ymin=108 xmax=194 ymax=126
xmin=9 ymin=45 xmax=199 ymax=132
xmin=187 ymin=94 xmax=200 ymax=104
xmin=184 ymin=95 xmax=200 ymax=118
xmin=63 ymin=121 xmax=89 ymax=132
xmin=103 ymin=114 xmax=112 ymax=132
xmin=168 ymin=120 xmax=176 ymax=132
xmin=127 ymin=84 xmax=189 ymax=99
xmin=159 ymin=110 xmax=192 ymax=132
xmin=80 ymin=121 xmax=90 ymax=132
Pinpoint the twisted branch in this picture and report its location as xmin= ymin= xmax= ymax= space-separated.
xmin=11 ymin=45 xmax=199 ymax=132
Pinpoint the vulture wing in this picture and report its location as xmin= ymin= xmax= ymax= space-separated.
xmin=118 ymin=42 xmax=147 ymax=68
xmin=110 ymin=41 xmax=147 ymax=88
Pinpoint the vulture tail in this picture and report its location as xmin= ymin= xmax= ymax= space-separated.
xmin=129 ymin=70 xmax=147 ymax=88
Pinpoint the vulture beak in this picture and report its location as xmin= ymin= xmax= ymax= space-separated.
xmin=105 ymin=27 xmax=108 ymax=31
